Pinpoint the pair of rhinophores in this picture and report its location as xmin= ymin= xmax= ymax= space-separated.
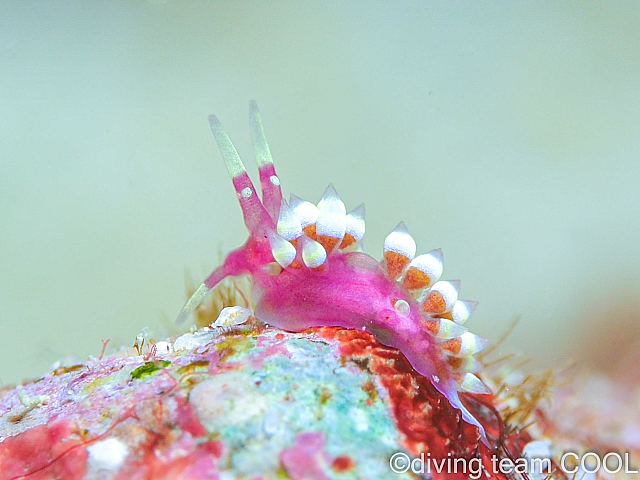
xmin=176 ymin=101 xmax=491 ymax=441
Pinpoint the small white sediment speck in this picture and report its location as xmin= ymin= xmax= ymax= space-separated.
xmin=154 ymin=341 xmax=172 ymax=355
xmin=349 ymin=407 xmax=369 ymax=432
xmin=432 ymin=375 xmax=440 ymax=383
xmin=87 ymin=437 xmax=128 ymax=471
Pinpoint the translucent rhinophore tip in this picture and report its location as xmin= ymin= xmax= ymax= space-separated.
xmin=208 ymin=114 xmax=247 ymax=178
xmin=249 ymin=100 xmax=274 ymax=167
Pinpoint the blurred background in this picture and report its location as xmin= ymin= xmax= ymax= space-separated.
xmin=1 ymin=1 xmax=639 ymax=386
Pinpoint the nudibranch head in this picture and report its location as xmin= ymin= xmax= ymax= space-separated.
xmin=176 ymin=102 xmax=491 ymax=442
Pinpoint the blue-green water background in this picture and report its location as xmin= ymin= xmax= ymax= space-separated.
xmin=1 ymin=1 xmax=639 ymax=386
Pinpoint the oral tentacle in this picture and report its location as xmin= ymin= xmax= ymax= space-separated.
xmin=175 ymin=263 xmax=228 ymax=326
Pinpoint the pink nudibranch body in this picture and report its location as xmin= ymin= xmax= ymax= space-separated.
xmin=176 ymin=101 xmax=491 ymax=441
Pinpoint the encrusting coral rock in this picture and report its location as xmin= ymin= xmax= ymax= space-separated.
xmin=0 ymin=324 xmax=484 ymax=479
xmin=0 ymin=320 xmax=638 ymax=479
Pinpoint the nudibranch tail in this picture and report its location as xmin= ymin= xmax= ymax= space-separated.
xmin=176 ymin=103 xmax=494 ymax=445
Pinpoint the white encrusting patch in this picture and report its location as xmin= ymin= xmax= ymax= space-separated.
xmin=87 ymin=437 xmax=128 ymax=471
xmin=349 ymin=407 xmax=369 ymax=432
xmin=190 ymin=372 xmax=268 ymax=431
xmin=277 ymin=200 xmax=303 ymax=241
xmin=241 ymin=187 xmax=252 ymax=198
xmin=173 ymin=330 xmax=218 ymax=351
xmin=269 ymin=175 xmax=280 ymax=186
xmin=290 ymin=194 xmax=319 ymax=228
xmin=383 ymin=222 xmax=416 ymax=259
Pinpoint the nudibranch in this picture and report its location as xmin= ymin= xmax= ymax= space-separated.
xmin=176 ymin=102 xmax=491 ymax=440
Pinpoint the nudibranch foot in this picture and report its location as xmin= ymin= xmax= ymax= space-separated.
xmin=176 ymin=103 xmax=492 ymax=444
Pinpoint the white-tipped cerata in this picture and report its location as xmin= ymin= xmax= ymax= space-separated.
xmin=267 ymin=231 xmax=297 ymax=268
xmin=443 ymin=332 xmax=489 ymax=357
xmin=290 ymin=194 xmax=319 ymax=230
xmin=448 ymin=355 xmax=482 ymax=374
xmin=421 ymin=280 xmax=460 ymax=314
xmin=301 ymin=235 xmax=327 ymax=269
xmin=315 ymin=183 xmax=346 ymax=252
xmin=383 ymin=221 xmax=416 ymax=279
xmin=403 ymin=248 xmax=443 ymax=291
xmin=434 ymin=318 xmax=468 ymax=340
xmin=340 ymin=203 xmax=366 ymax=249
xmin=450 ymin=300 xmax=478 ymax=325
xmin=459 ymin=373 xmax=491 ymax=395
xmin=276 ymin=199 xmax=303 ymax=241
